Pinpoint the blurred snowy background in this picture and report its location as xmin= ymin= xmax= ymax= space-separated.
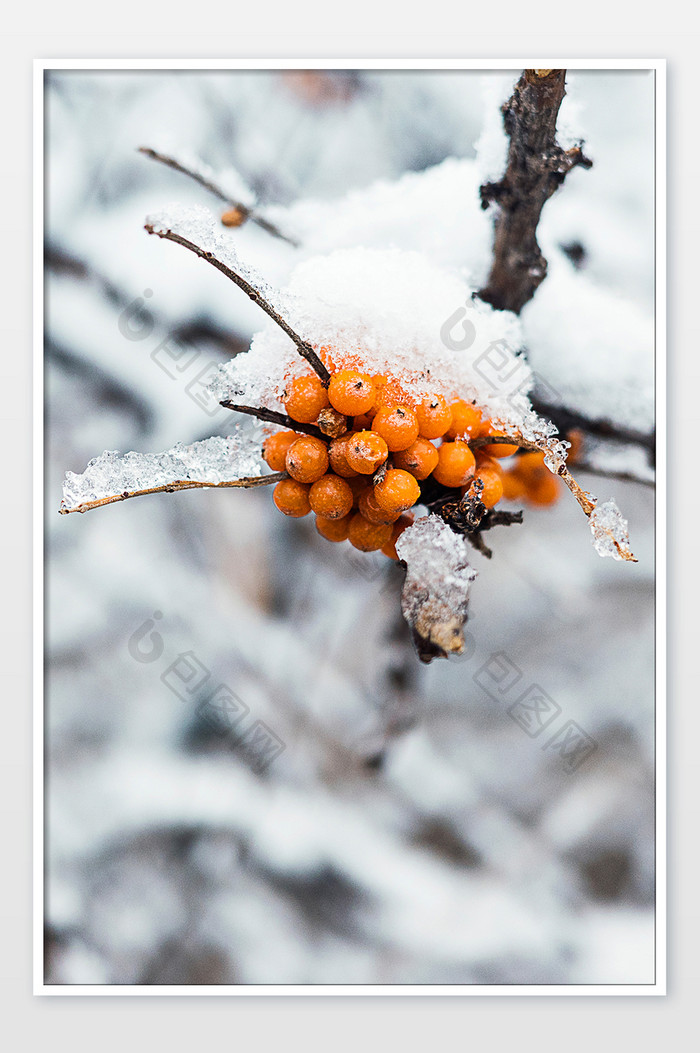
xmin=45 ymin=68 xmax=656 ymax=986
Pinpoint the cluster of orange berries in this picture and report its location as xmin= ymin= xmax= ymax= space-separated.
xmin=263 ymin=369 xmax=562 ymax=558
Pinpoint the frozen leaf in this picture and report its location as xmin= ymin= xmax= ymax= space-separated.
xmin=396 ymin=515 xmax=478 ymax=662
xmin=589 ymin=500 xmax=637 ymax=562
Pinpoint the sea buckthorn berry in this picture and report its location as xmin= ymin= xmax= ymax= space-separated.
xmin=381 ymin=512 xmax=415 ymax=560
xmin=373 ymin=379 xmax=404 ymax=412
xmin=373 ymin=468 xmax=421 ymax=514
xmin=501 ymin=471 xmax=526 ymax=501
xmin=347 ymin=513 xmax=393 ymax=552
xmin=284 ymin=375 xmax=330 ymax=423
xmin=446 ymin=399 xmax=482 ymax=439
xmin=317 ymin=406 xmax=348 ymax=438
xmin=308 ymin=474 xmax=354 ymax=520
xmin=347 ymin=475 xmax=370 ymax=505
xmin=372 ymin=405 xmax=420 ymax=452
xmin=480 ymin=438 xmax=520 ymax=458
xmin=221 ymin=206 xmax=246 ymax=227
xmin=328 ymin=434 xmax=359 ymax=478
xmin=315 ymin=513 xmax=352 ymax=543
xmin=528 ymin=473 xmax=560 ymax=507
xmin=328 ymin=370 xmax=376 ymax=416
xmin=345 ymin=430 xmax=389 ymax=474
xmin=263 ymin=430 xmax=299 ymax=472
xmin=352 ymin=412 xmax=375 ymax=431
xmin=273 ymin=478 xmax=311 ymax=518
xmin=432 ymin=441 xmax=476 ymax=488
xmin=285 ymin=435 xmax=329 ymax=483
xmin=392 ymin=437 xmax=439 ymax=480
xmin=474 ymin=451 xmax=504 ymax=475
xmin=416 ymin=396 xmax=453 ymax=440
xmin=359 ymin=488 xmax=400 ymax=525
xmin=473 ymin=467 xmax=504 ymax=508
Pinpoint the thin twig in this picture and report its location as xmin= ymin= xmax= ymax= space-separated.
xmin=576 ymin=463 xmax=655 ymax=489
xmin=138 ymin=147 xmax=299 ymax=247
xmin=59 ymin=472 xmax=286 ymax=516
xmin=144 ymin=223 xmax=331 ymax=385
xmin=220 ymin=401 xmax=325 ymax=438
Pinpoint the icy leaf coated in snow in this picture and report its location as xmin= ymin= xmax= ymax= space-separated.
xmin=61 ymin=431 xmax=266 ymax=514
xmin=396 ymin=515 xmax=477 ymax=663
xmin=589 ymin=500 xmax=637 ymax=562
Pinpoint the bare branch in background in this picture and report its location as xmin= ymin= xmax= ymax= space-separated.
xmin=138 ymin=147 xmax=299 ymax=247
xmin=479 ymin=69 xmax=592 ymax=314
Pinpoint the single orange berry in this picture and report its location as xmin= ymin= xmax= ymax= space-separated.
xmin=432 ymin=441 xmax=476 ymax=488
xmin=263 ymin=430 xmax=299 ymax=472
xmin=501 ymin=472 xmax=525 ymax=500
xmin=221 ymin=206 xmax=246 ymax=227
xmin=352 ymin=412 xmax=375 ymax=431
xmin=347 ymin=475 xmax=370 ymax=506
xmin=308 ymin=474 xmax=354 ymax=519
xmin=273 ymin=478 xmax=311 ymax=517
xmin=381 ymin=512 xmax=415 ymax=560
xmin=345 ymin=430 xmax=389 ymax=475
xmin=328 ymin=434 xmax=359 ymax=478
xmin=392 ymin=437 xmax=439 ymax=480
xmin=328 ymin=370 xmax=376 ymax=416
xmin=347 ymin=513 xmax=393 ymax=552
xmin=416 ymin=396 xmax=453 ymax=439
xmin=446 ymin=399 xmax=482 ymax=439
xmin=475 ymin=450 xmax=503 ymax=475
xmin=478 ymin=420 xmax=519 ymax=457
xmin=372 ymin=405 xmax=420 ymax=452
xmin=359 ymin=487 xmax=401 ymax=525
xmin=285 ymin=435 xmax=329 ymax=483
xmin=315 ymin=513 xmax=352 ymax=543
xmin=473 ymin=467 xmax=504 ymax=508
xmin=284 ymin=375 xmax=330 ymax=424
xmin=527 ymin=473 xmax=560 ymax=507
xmin=373 ymin=468 xmax=421 ymax=515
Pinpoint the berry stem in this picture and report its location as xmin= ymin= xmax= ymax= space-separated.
xmin=220 ymin=400 xmax=325 ymax=439
xmin=144 ymin=224 xmax=331 ymax=385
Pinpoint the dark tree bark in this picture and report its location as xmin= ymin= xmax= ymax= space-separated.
xmin=478 ymin=69 xmax=592 ymax=314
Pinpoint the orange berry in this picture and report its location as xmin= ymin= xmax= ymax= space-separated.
xmin=473 ymin=467 xmax=504 ymax=508
xmin=474 ymin=451 xmax=503 ymax=475
xmin=432 ymin=441 xmax=476 ymax=488
xmin=373 ymin=468 xmax=421 ymax=515
xmin=347 ymin=513 xmax=393 ymax=552
xmin=263 ymin=430 xmax=299 ymax=472
xmin=328 ymin=434 xmax=359 ymax=478
xmin=359 ymin=488 xmax=400 ymax=525
xmin=308 ymin=474 xmax=354 ymax=519
xmin=345 ymin=430 xmax=389 ymax=475
xmin=381 ymin=512 xmax=415 ymax=560
xmin=347 ymin=475 xmax=370 ymax=505
xmin=285 ymin=435 xmax=329 ymax=483
xmin=315 ymin=513 xmax=352 ymax=543
xmin=284 ymin=375 xmax=330 ymax=424
xmin=273 ymin=478 xmax=311 ymax=517
xmin=328 ymin=370 xmax=376 ymax=416
xmin=446 ymin=399 xmax=482 ymax=439
xmin=352 ymin=412 xmax=375 ymax=431
xmin=371 ymin=405 xmax=420 ymax=452
xmin=478 ymin=420 xmax=519 ymax=457
xmin=416 ymin=396 xmax=453 ymax=440
xmin=373 ymin=379 xmax=403 ymax=412
xmin=527 ymin=473 xmax=560 ymax=507
xmin=501 ymin=471 xmax=526 ymax=501
xmin=392 ymin=437 xmax=439 ymax=480
xmin=221 ymin=206 xmax=246 ymax=227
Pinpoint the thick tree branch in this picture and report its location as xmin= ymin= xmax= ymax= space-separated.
xmin=478 ymin=69 xmax=592 ymax=314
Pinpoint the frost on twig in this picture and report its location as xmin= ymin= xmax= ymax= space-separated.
xmin=589 ymin=500 xmax=637 ymax=562
xmin=396 ymin=516 xmax=477 ymax=663
xmin=60 ymin=433 xmax=276 ymax=515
